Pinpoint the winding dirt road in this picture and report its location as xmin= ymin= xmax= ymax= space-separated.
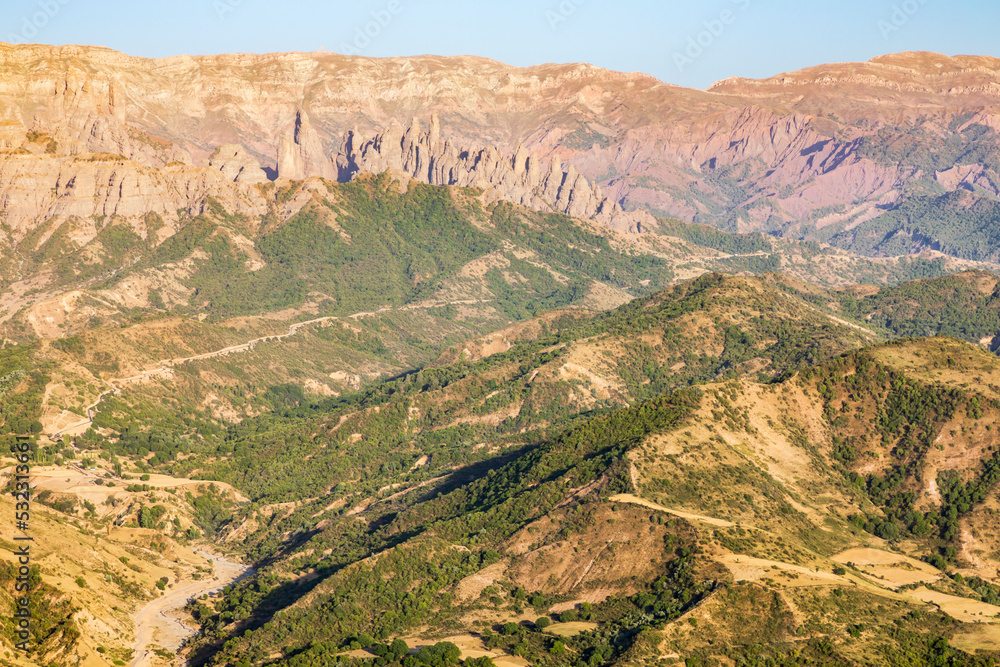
xmin=131 ymin=550 xmax=252 ymax=667
xmin=50 ymin=299 xmax=495 ymax=437
xmin=47 ymin=294 xmax=502 ymax=438
xmin=50 ymin=309 xmax=396 ymax=437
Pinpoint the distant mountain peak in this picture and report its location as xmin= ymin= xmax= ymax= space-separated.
xmin=0 ymin=42 xmax=998 ymax=259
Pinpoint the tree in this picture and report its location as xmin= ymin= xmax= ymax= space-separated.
xmin=465 ymin=659 xmax=496 ymax=667
xmin=390 ymin=639 xmax=410 ymax=660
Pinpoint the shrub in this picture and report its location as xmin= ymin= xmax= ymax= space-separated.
xmin=500 ymin=622 xmax=522 ymax=636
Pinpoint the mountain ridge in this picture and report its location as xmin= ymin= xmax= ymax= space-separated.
xmin=2 ymin=42 xmax=999 ymax=253
xmin=709 ymin=51 xmax=1000 ymax=103
xmin=335 ymin=116 xmax=656 ymax=233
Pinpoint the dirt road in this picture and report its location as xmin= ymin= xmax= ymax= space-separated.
xmin=50 ymin=310 xmax=392 ymax=437
xmin=131 ymin=550 xmax=252 ymax=667
xmin=48 ymin=298 xmax=496 ymax=437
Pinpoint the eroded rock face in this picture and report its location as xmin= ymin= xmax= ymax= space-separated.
xmin=277 ymin=111 xmax=335 ymax=181
xmin=336 ymin=117 xmax=656 ymax=233
xmin=0 ymin=44 xmax=998 ymax=241
xmin=209 ymin=144 xmax=269 ymax=184
xmin=0 ymin=153 xmax=269 ymax=240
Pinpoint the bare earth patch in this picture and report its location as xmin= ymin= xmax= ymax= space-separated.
xmin=832 ymin=548 xmax=942 ymax=588
xmin=546 ymin=622 xmax=599 ymax=637
xmin=951 ymin=624 xmax=1000 ymax=653
xmin=718 ymin=554 xmax=852 ymax=588
xmin=454 ymin=561 xmax=509 ymax=603
xmin=910 ymin=587 xmax=1000 ymax=624
xmin=399 ymin=634 xmax=527 ymax=667
xmin=131 ymin=550 xmax=252 ymax=667
xmin=610 ymin=493 xmax=734 ymax=528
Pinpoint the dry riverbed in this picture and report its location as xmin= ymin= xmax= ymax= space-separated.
xmin=131 ymin=550 xmax=252 ymax=667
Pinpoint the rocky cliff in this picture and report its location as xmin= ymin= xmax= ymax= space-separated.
xmin=209 ymin=144 xmax=269 ymax=185
xmin=0 ymin=44 xmax=998 ymax=251
xmin=336 ymin=116 xmax=655 ymax=233
xmin=0 ymin=152 xmax=269 ymax=240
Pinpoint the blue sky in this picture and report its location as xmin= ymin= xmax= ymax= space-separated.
xmin=2 ymin=0 xmax=998 ymax=89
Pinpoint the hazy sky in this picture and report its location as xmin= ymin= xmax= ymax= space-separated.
xmin=2 ymin=0 xmax=998 ymax=89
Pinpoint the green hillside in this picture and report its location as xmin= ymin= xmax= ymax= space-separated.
xmin=7 ymin=177 xmax=1000 ymax=667
xmin=837 ymin=271 xmax=1000 ymax=344
xmin=52 ymin=275 xmax=992 ymax=667
xmin=179 ymin=333 xmax=1000 ymax=667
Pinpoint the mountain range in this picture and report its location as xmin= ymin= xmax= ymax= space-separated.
xmin=0 ymin=46 xmax=998 ymax=252
xmin=4 ymin=43 xmax=1000 ymax=667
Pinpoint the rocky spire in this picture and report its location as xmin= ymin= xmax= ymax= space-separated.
xmin=277 ymin=110 xmax=336 ymax=181
xmin=334 ymin=118 xmax=655 ymax=233
xmin=429 ymin=114 xmax=442 ymax=152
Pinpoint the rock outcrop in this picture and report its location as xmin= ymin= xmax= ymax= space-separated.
xmin=0 ymin=44 xmax=998 ymax=243
xmin=336 ymin=117 xmax=656 ymax=233
xmin=0 ymin=153 xmax=269 ymax=239
xmin=277 ymin=110 xmax=335 ymax=181
xmin=208 ymin=144 xmax=269 ymax=184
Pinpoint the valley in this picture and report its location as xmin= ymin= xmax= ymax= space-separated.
xmin=19 ymin=271 xmax=1000 ymax=665
xmin=12 ymin=257 xmax=1000 ymax=665
xmin=0 ymin=461 xmax=248 ymax=666
xmin=2 ymin=39 xmax=1000 ymax=667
